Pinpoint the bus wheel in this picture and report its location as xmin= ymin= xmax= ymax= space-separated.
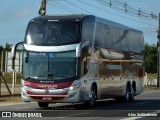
xmin=38 ymin=102 xmax=49 ymax=108
xmin=129 ymin=86 xmax=134 ymax=102
xmin=84 ymin=89 xmax=96 ymax=108
xmin=123 ymin=85 xmax=130 ymax=103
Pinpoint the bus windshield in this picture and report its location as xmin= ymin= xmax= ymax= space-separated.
xmin=22 ymin=50 xmax=77 ymax=81
xmin=25 ymin=20 xmax=80 ymax=46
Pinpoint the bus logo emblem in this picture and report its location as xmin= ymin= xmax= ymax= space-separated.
xmin=45 ymin=88 xmax=49 ymax=93
xmin=49 ymin=53 xmax=55 ymax=59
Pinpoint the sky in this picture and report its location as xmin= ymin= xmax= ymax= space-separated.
xmin=0 ymin=0 xmax=160 ymax=47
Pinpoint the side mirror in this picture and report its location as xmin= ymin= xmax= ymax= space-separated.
xmin=76 ymin=41 xmax=89 ymax=58
xmin=11 ymin=42 xmax=24 ymax=70
xmin=11 ymin=42 xmax=24 ymax=60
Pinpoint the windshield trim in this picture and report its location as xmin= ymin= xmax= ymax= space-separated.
xmin=24 ymin=43 xmax=80 ymax=52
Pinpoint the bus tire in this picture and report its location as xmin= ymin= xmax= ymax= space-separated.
xmin=38 ymin=102 xmax=49 ymax=108
xmin=123 ymin=84 xmax=130 ymax=103
xmin=84 ymin=86 xmax=96 ymax=108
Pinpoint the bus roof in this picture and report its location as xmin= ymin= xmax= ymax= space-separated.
xmin=31 ymin=14 xmax=143 ymax=34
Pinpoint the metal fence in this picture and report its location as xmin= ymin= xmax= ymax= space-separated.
xmin=0 ymin=49 xmax=21 ymax=96
xmin=3 ymin=50 xmax=22 ymax=72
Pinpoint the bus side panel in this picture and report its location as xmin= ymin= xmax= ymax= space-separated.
xmin=93 ymin=23 xmax=144 ymax=98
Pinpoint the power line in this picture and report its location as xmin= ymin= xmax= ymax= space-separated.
xmin=47 ymin=0 xmax=158 ymax=20
xmin=78 ymin=0 xmax=155 ymax=26
xmin=64 ymin=0 xmax=91 ymax=14
xmin=48 ymin=1 xmax=76 ymax=13
xmin=47 ymin=0 xmax=157 ymax=27
xmin=47 ymin=0 xmax=91 ymax=14
xmin=47 ymin=2 xmax=65 ymax=13
xmin=95 ymin=0 xmax=158 ymax=20
xmin=107 ymin=0 xmax=153 ymax=18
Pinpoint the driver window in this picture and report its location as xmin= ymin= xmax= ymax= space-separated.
xmin=58 ymin=24 xmax=76 ymax=42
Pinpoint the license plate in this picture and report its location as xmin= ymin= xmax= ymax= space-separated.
xmin=42 ymin=97 xmax=52 ymax=100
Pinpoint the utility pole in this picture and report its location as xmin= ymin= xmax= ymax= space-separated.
xmin=39 ymin=0 xmax=46 ymax=16
xmin=157 ymin=13 xmax=160 ymax=89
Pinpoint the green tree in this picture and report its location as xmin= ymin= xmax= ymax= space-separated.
xmin=144 ymin=43 xmax=157 ymax=73
xmin=4 ymin=43 xmax=12 ymax=51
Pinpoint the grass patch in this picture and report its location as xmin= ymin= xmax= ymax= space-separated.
xmin=147 ymin=73 xmax=157 ymax=79
xmin=3 ymin=72 xmax=21 ymax=84
xmin=144 ymin=86 xmax=158 ymax=91
xmin=0 ymin=96 xmax=22 ymax=103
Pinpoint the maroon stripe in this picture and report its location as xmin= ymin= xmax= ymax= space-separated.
xmin=26 ymin=90 xmax=68 ymax=95
xmin=24 ymin=80 xmax=73 ymax=89
xmin=30 ymin=96 xmax=64 ymax=100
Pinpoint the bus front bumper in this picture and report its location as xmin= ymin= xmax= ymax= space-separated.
xmin=21 ymin=86 xmax=81 ymax=103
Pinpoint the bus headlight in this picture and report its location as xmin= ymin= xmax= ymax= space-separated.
xmin=69 ymin=80 xmax=81 ymax=91
xmin=69 ymin=86 xmax=74 ymax=91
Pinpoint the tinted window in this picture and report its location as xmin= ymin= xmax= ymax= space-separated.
xmin=25 ymin=21 xmax=80 ymax=46
xmin=81 ymin=22 xmax=94 ymax=44
xmin=23 ymin=51 xmax=77 ymax=81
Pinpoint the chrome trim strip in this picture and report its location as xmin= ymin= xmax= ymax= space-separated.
xmin=28 ymin=94 xmax=66 ymax=97
xmin=76 ymin=41 xmax=89 ymax=57
xmin=25 ymin=87 xmax=68 ymax=94
xmin=24 ymin=43 xmax=80 ymax=52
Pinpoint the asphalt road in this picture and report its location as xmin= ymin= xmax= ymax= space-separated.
xmin=0 ymin=90 xmax=160 ymax=120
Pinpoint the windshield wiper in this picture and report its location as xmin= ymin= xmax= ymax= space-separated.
xmin=23 ymin=76 xmax=30 ymax=80
xmin=54 ymin=76 xmax=73 ymax=79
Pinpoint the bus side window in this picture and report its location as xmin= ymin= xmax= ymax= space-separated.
xmin=94 ymin=23 xmax=105 ymax=49
xmin=81 ymin=22 xmax=94 ymax=46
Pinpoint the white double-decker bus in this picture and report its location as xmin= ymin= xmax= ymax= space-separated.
xmin=12 ymin=15 xmax=144 ymax=108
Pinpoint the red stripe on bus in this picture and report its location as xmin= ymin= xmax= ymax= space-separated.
xmin=26 ymin=90 xmax=68 ymax=95
xmin=24 ymin=80 xmax=73 ymax=89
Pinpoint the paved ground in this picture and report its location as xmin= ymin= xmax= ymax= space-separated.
xmin=0 ymin=89 xmax=160 ymax=120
